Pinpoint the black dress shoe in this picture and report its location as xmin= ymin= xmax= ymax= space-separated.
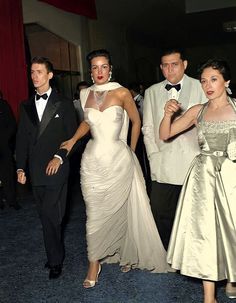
xmin=49 ymin=265 xmax=62 ymax=279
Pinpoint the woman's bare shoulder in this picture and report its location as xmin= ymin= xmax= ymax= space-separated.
xmin=188 ymin=103 xmax=204 ymax=115
xmin=113 ymin=86 xmax=129 ymax=94
xmin=112 ymin=87 xmax=131 ymax=101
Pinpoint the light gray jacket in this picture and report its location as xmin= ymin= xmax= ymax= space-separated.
xmin=142 ymin=74 xmax=208 ymax=185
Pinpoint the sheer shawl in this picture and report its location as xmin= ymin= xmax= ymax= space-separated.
xmin=80 ymin=82 xmax=129 ymax=143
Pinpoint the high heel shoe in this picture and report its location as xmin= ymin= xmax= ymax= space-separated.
xmin=226 ymin=282 xmax=236 ymax=298
xmin=120 ymin=264 xmax=131 ymax=273
xmin=83 ymin=264 xmax=101 ymax=289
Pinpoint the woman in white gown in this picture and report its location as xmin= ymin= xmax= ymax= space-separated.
xmin=61 ymin=49 xmax=168 ymax=288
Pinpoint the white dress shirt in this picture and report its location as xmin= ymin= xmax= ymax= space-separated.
xmin=35 ymin=87 xmax=52 ymax=121
xmin=166 ymin=79 xmax=183 ymax=101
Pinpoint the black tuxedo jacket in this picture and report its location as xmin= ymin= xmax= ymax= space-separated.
xmin=16 ymin=89 xmax=77 ymax=186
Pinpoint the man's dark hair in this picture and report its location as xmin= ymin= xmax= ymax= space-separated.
xmin=76 ymin=81 xmax=89 ymax=90
xmin=86 ymin=49 xmax=112 ymax=68
xmin=31 ymin=56 xmax=54 ymax=73
xmin=198 ymin=58 xmax=231 ymax=81
xmin=74 ymin=81 xmax=89 ymax=99
xmin=160 ymin=47 xmax=186 ymax=62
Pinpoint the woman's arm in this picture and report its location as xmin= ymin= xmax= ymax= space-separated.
xmin=46 ymin=120 xmax=90 ymax=176
xmin=122 ymin=88 xmax=141 ymax=151
xmin=61 ymin=120 xmax=90 ymax=153
xmin=159 ymin=100 xmax=202 ymax=140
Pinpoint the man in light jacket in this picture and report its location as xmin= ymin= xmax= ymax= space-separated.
xmin=142 ymin=48 xmax=207 ymax=249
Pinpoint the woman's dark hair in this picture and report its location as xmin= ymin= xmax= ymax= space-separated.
xmin=86 ymin=49 xmax=112 ymax=68
xmin=31 ymin=56 xmax=54 ymax=73
xmin=198 ymin=58 xmax=231 ymax=81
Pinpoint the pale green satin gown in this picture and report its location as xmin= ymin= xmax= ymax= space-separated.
xmin=167 ymin=98 xmax=236 ymax=282
xmin=80 ymin=83 xmax=168 ymax=273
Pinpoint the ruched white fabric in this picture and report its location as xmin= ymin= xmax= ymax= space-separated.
xmin=80 ymin=83 xmax=168 ymax=273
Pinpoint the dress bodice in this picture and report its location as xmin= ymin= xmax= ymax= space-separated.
xmin=198 ymin=120 xmax=236 ymax=152
xmin=83 ymin=105 xmax=129 ymax=166
xmin=84 ymin=105 xmax=124 ymax=143
xmin=197 ymin=99 xmax=236 ymax=155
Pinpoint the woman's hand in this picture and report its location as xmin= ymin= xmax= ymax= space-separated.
xmin=164 ymin=99 xmax=181 ymax=117
xmin=160 ymin=103 xmax=201 ymax=141
xmin=60 ymin=138 xmax=76 ymax=154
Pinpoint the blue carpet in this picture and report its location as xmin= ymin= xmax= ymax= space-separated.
xmin=0 ymin=187 xmax=235 ymax=303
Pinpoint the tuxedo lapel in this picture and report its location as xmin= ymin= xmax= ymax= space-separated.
xmin=179 ymin=75 xmax=191 ymax=110
xmin=24 ymin=96 xmax=40 ymax=127
xmin=37 ymin=90 xmax=60 ymax=139
xmin=160 ymin=82 xmax=169 ymax=105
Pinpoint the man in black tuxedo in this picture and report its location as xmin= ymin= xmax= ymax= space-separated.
xmin=0 ymin=91 xmax=19 ymax=210
xmin=16 ymin=57 xmax=77 ymax=279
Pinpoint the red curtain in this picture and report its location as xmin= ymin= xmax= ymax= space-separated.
xmin=0 ymin=0 xmax=28 ymax=117
xmin=39 ymin=0 xmax=97 ymax=19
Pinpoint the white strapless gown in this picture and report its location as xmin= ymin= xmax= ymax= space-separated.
xmin=81 ymin=105 xmax=167 ymax=272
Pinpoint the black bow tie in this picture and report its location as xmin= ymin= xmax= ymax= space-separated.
xmin=165 ymin=83 xmax=181 ymax=91
xmin=36 ymin=93 xmax=48 ymax=100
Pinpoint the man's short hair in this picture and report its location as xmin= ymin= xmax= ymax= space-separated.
xmin=31 ymin=56 xmax=54 ymax=73
xmin=160 ymin=47 xmax=186 ymax=62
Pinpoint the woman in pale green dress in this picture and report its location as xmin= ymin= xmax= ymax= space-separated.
xmin=159 ymin=59 xmax=236 ymax=303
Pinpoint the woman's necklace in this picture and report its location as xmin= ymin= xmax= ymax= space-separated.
xmin=93 ymin=90 xmax=108 ymax=108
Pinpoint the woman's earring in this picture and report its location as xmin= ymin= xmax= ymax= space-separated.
xmin=226 ymin=86 xmax=232 ymax=95
xmin=225 ymin=80 xmax=232 ymax=95
xmin=91 ymin=74 xmax=94 ymax=84
xmin=108 ymin=71 xmax=112 ymax=82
